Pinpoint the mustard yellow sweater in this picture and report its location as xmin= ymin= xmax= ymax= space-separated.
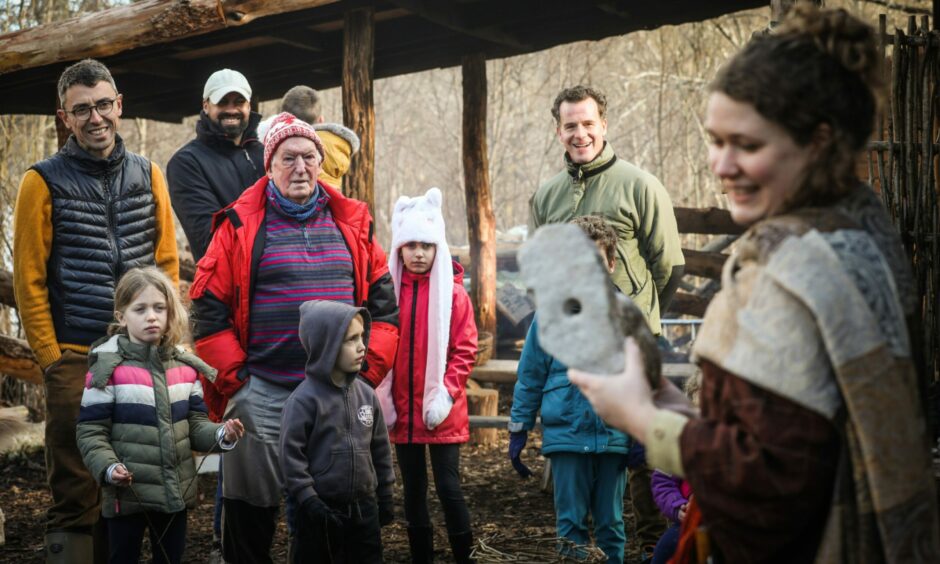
xmin=13 ymin=162 xmax=179 ymax=368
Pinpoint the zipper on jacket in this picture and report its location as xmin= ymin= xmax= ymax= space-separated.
xmin=154 ymin=350 xmax=183 ymax=508
xmin=102 ymin=172 xmax=121 ymax=280
xmin=570 ymin=171 xmax=586 ymax=213
xmin=408 ymin=279 xmax=419 ymax=443
xmin=243 ymin=148 xmax=260 ymax=177
xmin=344 ymin=387 xmax=355 ymax=496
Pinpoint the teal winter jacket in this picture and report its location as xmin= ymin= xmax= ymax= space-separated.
xmin=509 ymin=317 xmax=632 ymax=455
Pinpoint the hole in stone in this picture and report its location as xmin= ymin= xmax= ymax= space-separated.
xmin=563 ymin=298 xmax=582 ymax=316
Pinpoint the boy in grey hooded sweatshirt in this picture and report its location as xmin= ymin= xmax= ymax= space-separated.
xmin=279 ymin=300 xmax=396 ymax=563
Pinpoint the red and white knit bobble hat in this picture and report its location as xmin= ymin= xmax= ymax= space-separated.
xmin=262 ymin=112 xmax=325 ymax=172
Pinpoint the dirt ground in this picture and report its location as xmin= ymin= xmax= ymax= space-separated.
xmin=0 ymin=427 xmax=648 ymax=563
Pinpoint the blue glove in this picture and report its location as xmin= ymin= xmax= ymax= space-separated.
xmin=508 ymin=431 xmax=533 ymax=478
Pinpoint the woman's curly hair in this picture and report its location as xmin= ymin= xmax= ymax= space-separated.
xmin=711 ymin=2 xmax=882 ymax=210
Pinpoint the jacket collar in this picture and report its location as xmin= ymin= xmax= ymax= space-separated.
xmin=87 ymin=334 xmax=170 ymax=388
xmin=118 ymin=336 xmax=168 ymax=362
xmin=565 ymin=141 xmax=617 ymax=181
xmin=196 ymin=111 xmax=262 ymax=149
xmin=401 ymin=260 xmax=464 ymax=285
xmin=401 ymin=268 xmax=431 ymax=284
xmin=62 ymin=134 xmax=126 ymax=175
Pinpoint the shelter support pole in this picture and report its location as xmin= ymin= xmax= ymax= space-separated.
xmin=342 ymin=6 xmax=376 ymax=213
xmin=461 ymin=53 xmax=497 ymax=338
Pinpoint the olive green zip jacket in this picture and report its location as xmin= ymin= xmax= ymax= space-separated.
xmin=530 ymin=143 xmax=684 ymax=334
xmin=76 ymin=335 xmax=222 ymax=517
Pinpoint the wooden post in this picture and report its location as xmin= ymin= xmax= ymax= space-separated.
xmin=466 ymin=379 xmax=499 ymax=446
xmin=461 ymin=53 xmax=497 ymax=339
xmin=342 ymin=6 xmax=376 ymax=213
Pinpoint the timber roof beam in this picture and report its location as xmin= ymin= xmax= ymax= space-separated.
xmin=0 ymin=0 xmax=766 ymax=121
xmin=389 ymin=0 xmax=531 ymax=51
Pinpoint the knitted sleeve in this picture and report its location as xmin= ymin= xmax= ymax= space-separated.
xmin=150 ymin=163 xmax=179 ymax=285
xmin=12 ymin=170 xmax=58 ymax=367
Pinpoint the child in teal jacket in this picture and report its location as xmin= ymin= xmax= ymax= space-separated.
xmin=509 ymin=216 xmax=637 ymax=564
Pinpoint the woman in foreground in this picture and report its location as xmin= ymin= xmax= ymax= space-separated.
xmin=569 ymin=4 xmax=940 ymax=562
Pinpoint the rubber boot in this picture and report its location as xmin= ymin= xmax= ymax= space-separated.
xmin=448 ymin=530 xmax=476 ymax=564
xmin=407 ymin=525 xmax=434 ymax=564
xmin=45 ymin=530 xmax=93 ymax=564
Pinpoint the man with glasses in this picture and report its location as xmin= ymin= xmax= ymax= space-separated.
xmin=13 ymin=58 xmax=178 ymax=563
xmin=167 ymin=69 xmax=264 ymax=263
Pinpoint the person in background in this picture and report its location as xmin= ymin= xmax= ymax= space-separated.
xmin=167 ymin=68 xmax=264 ymax=262
xmin=530 ymin=84 xmax=684 ymax=558
xmin=258 ymin=85 xmax=360 ymax=190
xmin=649 ymin=373 xmax=700 ymax=564
xmin=510 ymin=215 xmax=642 ymax=564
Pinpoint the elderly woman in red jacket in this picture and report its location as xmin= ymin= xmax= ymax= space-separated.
xmin=190 ymin=113 xmax=400 ymax=563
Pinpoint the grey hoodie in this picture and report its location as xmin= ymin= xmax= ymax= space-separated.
xmin=279 ymin=300 xmax=395 ymax=506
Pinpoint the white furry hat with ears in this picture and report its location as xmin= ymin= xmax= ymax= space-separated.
xmin=379 ymin=187 xmax=455 ymax=430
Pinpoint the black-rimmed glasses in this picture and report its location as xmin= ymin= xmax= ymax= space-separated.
xmin=65 ymin=98 xmax=117 ymax=121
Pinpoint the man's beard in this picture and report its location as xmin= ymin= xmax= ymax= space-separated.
xmin=217 ymin=113 xmax=248 ymax=138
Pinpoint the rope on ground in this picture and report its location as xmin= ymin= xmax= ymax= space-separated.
xmin=472 ymin=532 xmax=607 ymax=563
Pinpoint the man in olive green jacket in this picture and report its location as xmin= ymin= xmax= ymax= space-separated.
xmin=529 ymin=85 xmax=684 ymax=559
xmin=529 ymin=85 xmax=684 ymax=337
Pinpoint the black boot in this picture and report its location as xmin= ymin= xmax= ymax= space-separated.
xmin=407 ymin=525 xmax=434 ymax=563
xmin=448 ymin=530 xmax=476 ymax=564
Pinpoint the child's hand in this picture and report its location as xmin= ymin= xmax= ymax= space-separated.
xmin=111 ymin=464 xmax=133 ymax=487
xmin=223 ymin=418 xmax=245 ymax=443
xmin=678 ymin=503 xmax=688 ymax=522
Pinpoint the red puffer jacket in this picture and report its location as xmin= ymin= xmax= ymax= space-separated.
xmin=189 ymin=176 xmax=400 ymax=420
xmin=389 ymin=261 xmax=477 ymax=444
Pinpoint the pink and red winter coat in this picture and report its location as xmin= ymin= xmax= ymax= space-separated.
xmin=387 ymin=262 xmax=477 ymax=444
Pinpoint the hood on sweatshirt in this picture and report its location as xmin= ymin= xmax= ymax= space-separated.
xmin=299 ymin=300 xmax=372 ymax=385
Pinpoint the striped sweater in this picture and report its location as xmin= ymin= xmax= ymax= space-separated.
xmin=245 ymin=185 xmax=355 ymax=385
xmin=76 ymin=334 xmax=222 ymax=517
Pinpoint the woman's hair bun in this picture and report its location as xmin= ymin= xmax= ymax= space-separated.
xmin=776 ymin=2 xmax=881 ymax=91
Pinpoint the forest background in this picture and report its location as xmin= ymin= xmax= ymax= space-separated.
xmin=0 ymin=0 xmax=930 ymax=412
